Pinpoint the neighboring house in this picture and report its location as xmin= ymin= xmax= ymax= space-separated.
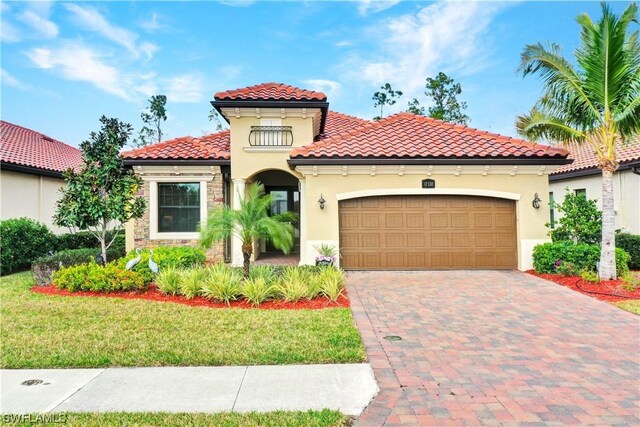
xmin=0 ymin=120 xmax=83 ymax=233
xmin=549 ymin=136 xmax=640 ymax=234
xmin=122 ymin=82 xmax=571 ymax=271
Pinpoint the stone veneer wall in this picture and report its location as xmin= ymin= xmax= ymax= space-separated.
xmin=133 ymin=170 xmax=225 ymax=263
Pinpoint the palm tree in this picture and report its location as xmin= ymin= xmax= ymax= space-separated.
xmin=200 ymin=182 xmax=297 ymax=277
xmin=516 ymin=3 xmax=640 ymax=280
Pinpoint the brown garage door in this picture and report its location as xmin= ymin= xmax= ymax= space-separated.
xmin=339 ymin=195 xmax=517 ymax=270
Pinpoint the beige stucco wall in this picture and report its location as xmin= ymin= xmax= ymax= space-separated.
xmin=0 ymin=170 xmax=68 ymax=233
xmin=550 ymin=169 xmax=640 ymax=234
xmin=295 ymin=166 xmax=554 ymax=271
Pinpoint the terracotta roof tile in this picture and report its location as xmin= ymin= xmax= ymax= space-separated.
xmin=121 ymin=130 xmax=231 ymax=161
xmin=317 ymin=111 xmax=370 ymax=140
xmin=214 ymin=82 xmax=327 ymax=102
xmin=0 ymin=120 xmax=83 ymax=173
xmin=551 ymin=135 xmax=640 ymax=175
xmin=291 ymin=113 xmax=569 ymax=160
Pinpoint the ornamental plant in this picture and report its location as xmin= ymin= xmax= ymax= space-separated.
xmin=54 ymin=116 xmax=146 ymax=264
xmin=548 ymin=190 xmax=602 ymax=244
xmin=314 ymin=243 xmax=338 ymax=266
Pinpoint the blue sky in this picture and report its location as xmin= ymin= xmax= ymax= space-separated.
xmin=1 ymin=1 xmax=632 ymax=147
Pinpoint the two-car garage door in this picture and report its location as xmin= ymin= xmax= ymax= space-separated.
xmin=339 ymin=195 xmax=517 ymax=270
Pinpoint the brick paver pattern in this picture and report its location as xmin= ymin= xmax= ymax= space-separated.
xmin=348 ymin=271 xmax=640 ymax=426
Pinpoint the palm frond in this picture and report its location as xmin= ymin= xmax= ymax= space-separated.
xmin=515 ymin=107 xmax=585 ymax=142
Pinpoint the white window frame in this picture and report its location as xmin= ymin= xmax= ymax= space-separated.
xmin=149 ymin=179 xmax=208 ymax=240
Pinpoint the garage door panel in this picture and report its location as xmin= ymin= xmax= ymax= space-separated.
xmin=339 ymin=195 xmax=517 ymax=270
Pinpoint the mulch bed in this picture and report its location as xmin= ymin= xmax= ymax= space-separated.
xmin=527 ymin=270 xmax=640 ymax=302
xmin=31 ymin=284 xmax=350 ymax=310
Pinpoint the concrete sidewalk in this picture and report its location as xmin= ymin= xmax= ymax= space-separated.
xmin=1 ymin=364 xmax=377 ymax=416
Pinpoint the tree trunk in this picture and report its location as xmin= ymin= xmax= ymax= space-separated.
xmin=599 ymin=169 xmax=617 ymax=280
xmin=242 ymin=243 xmax=252 ymax=278
xmin=100 ymin=221 xmax=108 ymax=265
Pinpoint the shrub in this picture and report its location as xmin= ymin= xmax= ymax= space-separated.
xmin=318 ymin=267 xmax=345 ymax=302
xmin=242 ymin=277 xmax=274 ymax=306
xmin=557 ymin=261 xmax=580 ymax=276
xmin=179 ymin=268 xmax=207 ymax=299
xmin=548 ymin=191 xmax=601 ymax=244
xmin=200 ymin=264 xmax=242 ymax=305
xmin=276 ymin=267 xmax=311 ymax=302
xmin=31 ymin=247 xmax=123 ymax=285
xmin=616 ymin=233 xmax=640 ymax=270
xmin=53 ymin=262 xmax=144 ymax=292
xmin=580 ymin=270 xmax=600 ymax=283
xmin=155 ymin=266 xmax=182 ymax=296
xmin=533 ymin=241 xmax=630 ymax=277
xmin=1 ymin=218 xmax=57 ymax=275
xmin=622 ymin=273 xmax=640 ymax=292
xmin=248 ymin=265 xmax=278 ymax=283
xmin=55 ymin=230 xmax=126 ymax=262
xmin=119 ymin=247 xmax=206 ymax=284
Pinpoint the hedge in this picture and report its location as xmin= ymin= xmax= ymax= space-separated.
xmin=616 ymin=233 xmax=640 ymax=270
xmin=0 ymin=218 xmax=57 ymax=275
xmin=532 ymin=241 xmax=630 ymax=277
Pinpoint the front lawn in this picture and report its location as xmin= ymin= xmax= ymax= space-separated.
xmin=0 ymin=272 xmax=365 ymax=368
xmin=613 ymin=299 xmax=640 ymax=315
xmin=3 ymin=410 xmax=350 ymax=427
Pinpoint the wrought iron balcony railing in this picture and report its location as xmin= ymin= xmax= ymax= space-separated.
xmin=248 ymin=126 xmax=293 ymax=147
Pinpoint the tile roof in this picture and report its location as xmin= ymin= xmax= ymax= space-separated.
xmin=317 ymin=111 xmax=370 ymax=140
xmin=551 ymin=135 xmax=640 ymax=175
xmin=121 ymin=130 xmax=231 ymax=161
xmin=214 ymin=82 xmax=327 ymax=102
xmin=291 ymin=113 xmax=570 ymax=160
xmin=0 ymin=120 xmax=83 ymax=174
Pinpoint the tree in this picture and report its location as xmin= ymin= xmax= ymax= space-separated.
xmin=516 ymin=3 xmax=640 ymax=279
xmin=208 ymin=107 xmax=226 ymax=131
xmin=549 ymin=190 xmax=602 ymax=245
xmin=133 ymin=95 xmax=167 ymax=147
xmin=372 ymin=83 xmax=403 ymax=120
xmin=425 ymin=72 xmax=469 ymax=124
xmin=55 ymin=116 xmax=146 ymax=263
xmin=406 ymin=98 xmax=425 ymax=115
xmin=200 ymin=182 xmax=296 ymax=277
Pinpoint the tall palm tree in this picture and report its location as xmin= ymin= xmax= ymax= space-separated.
xmin=200 ymin=182 xmax=296 ymax=277
xmin=516 ymin=3 xmax=640 ymax=279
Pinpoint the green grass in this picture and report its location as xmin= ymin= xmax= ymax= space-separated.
xmin=2 ymin=410 xmax=351 ymax=427
xmin=0 ymin=272 xmax=365 ymax=368
xmin=612 ymin=299 xmax=640 ymax=315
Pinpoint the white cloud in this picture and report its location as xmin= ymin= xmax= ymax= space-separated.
xmin=165 ymin=74 xmax=203 ymax=103
xmin=26 ymin=43 xmax=130 ymax=99
xmin=19 ymin=10 xmax=59 ymax=38
xmin=0 ymin=19 xmax=21 ymax=42
xmin=352 ymin=2 xmax=507 ymax=101
xmin=302 ymin=79 xmax=342 ymax=99
xmin=1 ymin=68 xmax=31 ymax=90
xmin=64 ymin=4 xmax=158 ymax=60
xmin=358 ymin=0 xmax=401 ymax=16
xmin=139 ymin=12 xmax=162 ymax=32
xmin=335 ymin=40 xmax=353 ymax=48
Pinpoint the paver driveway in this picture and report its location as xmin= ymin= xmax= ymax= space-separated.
xmin=348 ymin=271 xmax=640 ymax=426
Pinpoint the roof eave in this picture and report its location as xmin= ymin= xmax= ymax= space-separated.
xmin=550 ymin=159 xmax=640 ymax=181
xmin=288 ymin=156 xmax=573 ymax=167
xmin=123 ymin=159 xmax=231 ymax=167
xmin=1 ymin=161 xmax=65 ymax=178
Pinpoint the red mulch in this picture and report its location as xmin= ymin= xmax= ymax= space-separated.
xmin=527 ymin=270 xmax=640 ymax=302
xmin=31 ymin=284 xmax=350 ymax=310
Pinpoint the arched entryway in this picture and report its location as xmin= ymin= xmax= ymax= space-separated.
xmin=248 ymin=169 xmax=300 ymax=264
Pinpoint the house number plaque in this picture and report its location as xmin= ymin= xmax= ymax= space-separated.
xmin=421 ymin=179 xmax=436 ymax=189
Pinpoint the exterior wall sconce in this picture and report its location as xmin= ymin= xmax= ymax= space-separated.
xmin=318 ymin=194 xmax=326 ymax=210
xmin=532 ymin=193 xmax=541 ymax=209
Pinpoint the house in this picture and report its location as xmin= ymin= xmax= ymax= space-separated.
xmin=0 ymin=120 xmax=83 ymax=233
xmin=122 ymin=82 xmax=571 ymax=271
xmin=549 ymin=136 xmax=640 ymax=234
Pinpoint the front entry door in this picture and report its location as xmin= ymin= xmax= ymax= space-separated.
xmin=266 ymin=187 xmax=300 ymax=253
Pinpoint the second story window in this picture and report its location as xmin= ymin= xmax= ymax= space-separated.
xmin=249 ymin=119 xmax=293 ymax=146
xmin=574 ymin=188 xmax=587 ymax=198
